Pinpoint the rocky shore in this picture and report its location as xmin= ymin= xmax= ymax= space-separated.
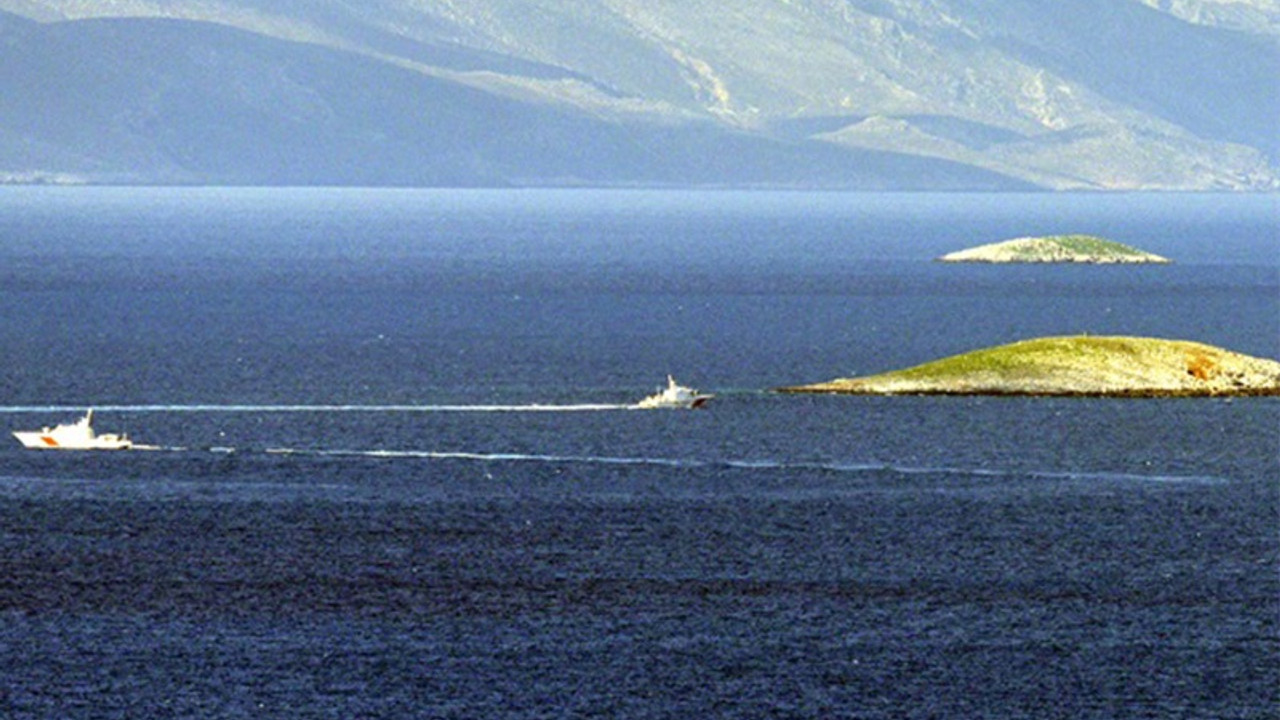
xmin=937 ymin=235 xmax=1171 ymax=264
xmin=780 ymin=336 xmax=1280 ymax=397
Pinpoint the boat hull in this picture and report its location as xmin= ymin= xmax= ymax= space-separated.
xmin=12 ymin=410 xmax=134 ymax=450
xmin=635 ymin=376 xmax=714 ymax=409
xmin=13 ymin=430 xmax=133 ymax=450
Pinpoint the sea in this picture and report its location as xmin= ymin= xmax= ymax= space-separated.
xmin=0 ymin=187 xmax=1276 ymax=719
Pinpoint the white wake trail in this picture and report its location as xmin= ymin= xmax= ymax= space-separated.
xmin=247 ymin=448 xmax=1227 ymax=484
xmin=0 ymin=403 xmax=633 ymax=414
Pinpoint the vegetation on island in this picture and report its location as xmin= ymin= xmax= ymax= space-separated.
xmin=780 ymin=336 xmax=1280 ymax=397
xmin=937 ymin=235 xmax=1171 ymax=264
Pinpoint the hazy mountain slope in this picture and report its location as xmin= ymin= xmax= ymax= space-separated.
xmin=1 ymin=0 xmax=1274 ymax=189
xmin=0 ymin=11 xmax=1018 ymax=187
xmin=0 ymin=12 xmax=574 ymax=185
xmin=971 ymin=0 xmax=1277 ymax=154
xmin=1134 ymin=0 xmax=1280 ymax=33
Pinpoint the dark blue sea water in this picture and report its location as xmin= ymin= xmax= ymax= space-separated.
xmin=0 ymin=188 xmax=1276 ymax=718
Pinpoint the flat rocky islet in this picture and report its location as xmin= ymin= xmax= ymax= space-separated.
xmin=780 ymin=336 xmax=1280 ymax=397
xmin=937 ymin=235 xmax=1171 ymax=263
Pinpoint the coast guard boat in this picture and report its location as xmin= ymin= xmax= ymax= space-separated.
xmin=12 ymin=409 xmax=134 ymax=450
xmin=636 ymin=376 xmax=713 ymax=409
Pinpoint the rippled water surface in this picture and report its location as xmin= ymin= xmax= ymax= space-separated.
xmin=0 ymin=189 xmax=1276 ymax=718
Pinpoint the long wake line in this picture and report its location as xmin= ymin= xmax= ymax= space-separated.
xmin=245 ymin=447 xmax=1225 ymax=485
xmin=0 ymin=408 xmax=1226 ymax=484
xmin=0 ymin=403 xmax=634 ymax=413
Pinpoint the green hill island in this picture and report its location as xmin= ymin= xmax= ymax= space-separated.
xmin=780 ymin=336 xmax=1280 ymax=397
xmin=937 ymin=235 xmax=1171 ymax=263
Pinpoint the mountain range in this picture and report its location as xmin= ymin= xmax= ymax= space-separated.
xmin=1 ymin=0 xmax=1276 ymax=190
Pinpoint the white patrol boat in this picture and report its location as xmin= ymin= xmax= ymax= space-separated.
xmin=635 ymin=376 xmax=713 ymax=409
xmin=13 ymin=409 xmax=134 ymax=450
